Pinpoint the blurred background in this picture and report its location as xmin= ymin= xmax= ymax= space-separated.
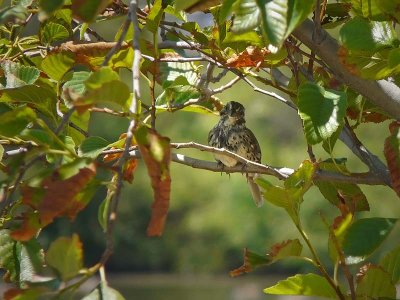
xmin=1 ymin=2 xmax=400 ymax=299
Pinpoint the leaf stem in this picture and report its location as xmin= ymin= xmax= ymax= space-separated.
xmin=295 ymin=223 xmax=345 ymax=300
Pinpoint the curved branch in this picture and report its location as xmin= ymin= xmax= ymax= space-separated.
xmin=293 ymin=19 xmax=400 ymax=120
xmin=124 ymin=150 xmax=385 ymax=185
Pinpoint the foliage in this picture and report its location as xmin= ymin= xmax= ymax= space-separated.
xmin=0 ymin=0 xmax=399 ymax=299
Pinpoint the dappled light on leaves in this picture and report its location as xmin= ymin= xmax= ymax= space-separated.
xmin=135 ymin=126 xmax=171 ymax=237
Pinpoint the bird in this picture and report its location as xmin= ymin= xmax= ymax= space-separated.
xmin=208 ymin=101 xmax=263 ymax=207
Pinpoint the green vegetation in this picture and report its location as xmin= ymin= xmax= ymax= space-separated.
xmin=0 ymin=0 xmax=400 ymax=299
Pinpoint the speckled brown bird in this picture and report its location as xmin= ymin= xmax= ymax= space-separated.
xmin=208 ymin=101 xmax=263 ymax=207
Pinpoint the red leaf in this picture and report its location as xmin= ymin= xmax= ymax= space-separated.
xmin=226 ymin=46 xmax=270 ymax=68
xmin=230 ymin=248 xmax=270 ymax=277
xmin=135 ymin=126 xmax=171 ymax=236
xmin=11 ymin=164 xmax=96 ymax=241
xmin=384 ymin=121 xmax=400 ymax=197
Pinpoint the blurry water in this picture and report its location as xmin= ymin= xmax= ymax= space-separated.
xmin=106 ymin=274 xmax=313 ymax=300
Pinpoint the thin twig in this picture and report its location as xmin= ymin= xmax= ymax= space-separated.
xmin=102 ymin=14 xmax=131 ymax=66
xmin=211 ymin=76 xmax=241 ymax=94
xmin=101 ymin=143 xmax=386 ymax=185
xmin=241 ymin=77 xmax=297 ymax=110
xmin=101 ymin=0 xmax=142 ymax=265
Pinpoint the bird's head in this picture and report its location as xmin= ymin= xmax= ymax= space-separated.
xmin=220 ymin=101 xmax=245 ymax=125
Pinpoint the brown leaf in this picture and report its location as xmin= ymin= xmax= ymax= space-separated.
xmin=135 ymin=126 xmax=171 ymax=236
xmin=226 ymin=46 xmax=270 ymax=68
xmin=384 ymin=121 xmax=400 ymax=197
xmin=230 ymin=248 xmax=271 ymax=277
xmin=11 ymin=164 xmax=96 ymax=241
xmin=338 ymin=46 xmax=359 ymax=76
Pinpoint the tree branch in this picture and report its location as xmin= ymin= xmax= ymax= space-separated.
xmin=293 ymin=19 xmax=400 ymax=119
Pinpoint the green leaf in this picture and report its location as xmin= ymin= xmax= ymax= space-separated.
xmin=85 ymin=67 xmax=119 ymax=89
xmin=220 ymin=0 xmax=238 ymax=20
xmin=231 ymin=0 xmax=261 ymax=33
xmin=377 ymin=0 xmax=400 ymax=22
xmin=79 ymin=136 xmax=109 ymax=158
xmin=46 ymin=234 xmax=83 ymax=281
xmin=72 ymin=0 xmax=112 ymax=23
xmin=341 ymin=48 xmax=399 ymax=80
xmin=82 ymin=281 xmax=125 ymax=300
xmin=40 ymin=21 xmax=70 ymax=44
xmin=256 ymin=0 xmax=287 ymax=47
xmin=146 ymin=0 xmax=164 ymax=34
xmin=352 ymin=0 xmax=386 ymax=20
xmin=19 ymin=239 xmax=46 ymax=286
xmin=62 ymin=71 xmax=91 ymax=96
xmin=264 ymin=273 xmax=337 ymax=299
xmin=175 ymin=0 xmax=200 ymax=11
xmin=231 ymin=239 xmax=303 ymax=276
xmin=41 ymin=52 xmax=75 ymax=81
xmin=0 ymin=85 xmax=57 ymax=119
xmin=340 ymin=17 xmax=397 ymax=52
xmin=39 ymin=0 xmax=65 ymax=16
xmin=1 ymin=61 xmax=40 ymax=88
xmin=342 ymin=218 xmax=398 ymax=264
xmin=0 ymin=229 xmax=19 ymax=282
xmin=159 ymin=61 xmax=199 ymax=87
xmin=286 ymin=0 xmax=315 ymax=37
xmin=298 ymin=83 xmax=347 ymax=145
xmin=0 ymin=5 xmax=28 ymax=24
xmin=256 ymin=0 xmax=313 ymax=50
xmin=257 ymin=161 xmax=314 ymax=224
xmin=315 ymin=160 xmax=369 ymax=212
xmin=356 ymin=265 xmax=396 ymax=299
xmin=0 ymin=106 xmax=37 ymax=137
xmin=75 ymin=80 xmax=131 ymax=109
xmin=380 ymin=245 xmax=400 ymax=284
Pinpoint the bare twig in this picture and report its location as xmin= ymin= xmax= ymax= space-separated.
xmin=211 ymin=76 xmax=241 ymax=94
xmin=241 ymin=76 xmax=297 ymax=110
xmin=101 ymin=0 xmax=142 ymax=265
xmin=101 ymin=142 xmax=386 ymax=185
xmin=102 ymin=14 xmax=131 ymax=66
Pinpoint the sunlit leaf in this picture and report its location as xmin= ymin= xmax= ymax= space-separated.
xmin=264 ymin=273 xmax=337 ymax=298
xmin=0 ymin=230 xmax=18 ymax=283
xmin=46 ymin=234 xmax=83 ymax=281
xmin=135 ymin=126 xmax=171 ymax=237
xmin=1 ymin=61 xmax=40 ymax=88
xmin=256 ymin=0 xmax=313 ymax=50
xmin=41 ymin=52 xmax=76 ymax=81
xmin=40 ymin=22 xmax=70 ymax=44
xmin=342 ymin=218 xmax=398 ymax=264
xmin=298 ymin=83 xmax=347 ymax=145
xmin=356 ymin=264 xmax=396 ymax=299
xmin=340 ymin=17 xmax=396 ymax=52
xmin=231 ymin=0 xmax=260 ymax=33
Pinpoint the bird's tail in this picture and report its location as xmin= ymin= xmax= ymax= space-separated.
xmin=247 ymin=174 xmax=264 ymax=207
